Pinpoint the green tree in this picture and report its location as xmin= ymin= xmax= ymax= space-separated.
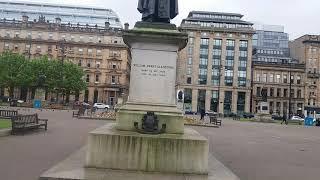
xmin=61 ymin=62 xmax=86 ymax=103
xmin=0 ymin=52 xmax=31 ymax=97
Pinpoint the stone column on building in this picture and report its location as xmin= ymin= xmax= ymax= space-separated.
xmin=220 ymin=38 xmax=227 ymax=87
xmin=88 ymin=87 xmax=94 ymax=103
xmin=192 ymin=89 xmax=198 ymax=112
xmin=245 ymin=92 xmax=250 ymax=113
xmin=218 ymin=90 xmax=225 ymax=114
xmin=232 ymin=90 xmax=238 ymax=114
xmin=233 ymin=39 xmax=240 ymax=88
xmin=205 ymin=90 xmax=211 ymax=112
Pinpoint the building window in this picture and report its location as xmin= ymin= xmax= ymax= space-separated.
xmin=198 ymin=69 xmax=208 ymax=85
xmin=256 ymin=73 xmax=260 ymax=82
xmin=257 ymin=87 xmax=261 ymax=96
xmin=239 ymin=51 xmax=247 ymax=57
xmin=27 ymin=32 xmax=32 ymax=39
xmin=213 ymin=49 xmax=222 ymax=56
xmin=277 ymin=89 xmax=281 ymax=97
xmin=297 ymin=90 xmax=302 ymax=98
xmin=48 ymin=45 xmax=52 ymax=52
xmin=262 ymin=73 xmax=267 ymax=83
xmin=87 ymin=62 xmax=91 ymax=68
xmin=188 ymin=57 xmax=193 ymax=65
xmin=88 ymin=49 xmax=93 ymax=55
xmin=290 ymin=89 xmax=295 ymax=98
xmin=269 ymin=74 xmax=274 ymax=83
xmin=226 ymin=39 xmax=235 ymax=47
xmin=225 ymin=70 xmax=233 ymax=86
xmin=284 ymin=89 xmax=288 ymax=97
xmin=38 ymin=32 xmax=42 ymax=39
xmin=97 ymin=49 xmax=102 ymax=55
xmin=187 ymin=77 xmax=192 ymax=84
xmin=188 ymin=46 xmax=193 ymax=56
xmin=200 ymin=38 xmax=209 ymax=46
xmin=96 ymin=62 xmax=101 ymax=68
xmin=49 ymin=33 xmax=53 ymax=39
xmin=112 ymin=64 xmax=117 ymax=69
xmin=14 ymin=32 xmax=20 ymax=38
xmin=240 ymin=40 xmax=248 ymax=47
xmin=226 ymin=50 xmax=235 ymax=57
xmin=184 ymin=89 xmax=192 ymax=111
xmin=187 ymin=67 xmax=192 ymax=75
xmin=213 ymin=39 xmax=222 ymax=46
xmin=276 ymin=74 xmax=281 ymax=83
xmin=111 ymin=76 xmax=116 ymax=84
xmin=78 ymin=60 xmax=82 ymax=66
xmin=95 ymin=74 xmax=100 ymax=82
xmin=297 ymin=75 xmax=301 ymax=84
xmin=270 ymin=88 xmax=274 ymax=97
xmin=237 ymin=92 xmax=246 ymax=114
xmin=5 ymin=31 xmax=10 ymax=37
xmin=283 ymin=74 xmax=288 ymax=83
xmin=78 ymin=48 xmax=83 ymax=54
xmin=290 ymin=75 xmax=294 ymax=84
xmin=211 ymin=90 xmax=219 ymax=112
xmin=189 ymin=37 xmax=194 ymax=45
xmin=238 ymin=71 xmax=246 ymax=87
xmin=86 ymin=74 xmax=90 ymax=82
xmin=224 ymin=91 xmax=232 ymax=114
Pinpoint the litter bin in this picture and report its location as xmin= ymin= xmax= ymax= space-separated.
xmin=33 ymin=99 xmax=42 ymax=109
xmin=305 ymin=117 xmax=314 ymax=126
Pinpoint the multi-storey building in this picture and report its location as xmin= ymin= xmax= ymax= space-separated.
xmin=0 ymin=1 xmax=122 ymax=28
xmin=177 ymin=11 xmax=255 ymax=115
xmin=0 ymin=2 xmax=130 ymax=106
xmin=252 ymin=25 xmax=305 ymax=116
xmin=290 ymin=35 xmax=320 ymax=113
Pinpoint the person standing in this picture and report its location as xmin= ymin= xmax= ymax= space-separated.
xmin=281 ymin=114 xmax=288 ymax=125
xmin=200 ymin=109 xmax=205 ymax=121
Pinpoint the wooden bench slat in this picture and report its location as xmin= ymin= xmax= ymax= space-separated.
xmin=11 ymin=114 xmax=48 ymax=134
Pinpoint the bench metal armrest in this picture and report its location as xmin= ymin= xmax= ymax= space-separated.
xmin=38 ymin=119 xmax=48 ymax=122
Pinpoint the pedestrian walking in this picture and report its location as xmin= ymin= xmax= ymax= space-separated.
xmin=200 ymin=109 xmax=205 ymax=121
xmin=281 ymin=114 xmax=288 ymax=125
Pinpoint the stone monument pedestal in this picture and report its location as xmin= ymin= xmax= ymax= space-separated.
xmin=85 ymin=23 xmax=209 ymax=174
xmin=86 ymin=124 xmax=208 ymax=174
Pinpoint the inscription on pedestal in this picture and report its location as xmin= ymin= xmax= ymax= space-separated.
xmin=133 ymin=64 xmax=174 ymax=78
xmin=129 ymin=48 xmax=177 ymax=105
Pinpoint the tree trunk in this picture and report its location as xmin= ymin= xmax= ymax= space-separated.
xmin=9 ymin=86 xmax=14 ymax=98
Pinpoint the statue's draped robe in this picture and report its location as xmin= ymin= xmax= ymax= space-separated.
xmin=138 ymin=0 xmax=178 ymax=22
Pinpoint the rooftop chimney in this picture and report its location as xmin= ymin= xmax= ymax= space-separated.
xmin=105 ymin=22 xmax=110 ymax=29
xmin=55 ymin=17 xmax=61 ymax=25
xmin=22 ymin=15 xmax=29 ymax=23
xmin=124 ymin=23 xmax=129 ymax=30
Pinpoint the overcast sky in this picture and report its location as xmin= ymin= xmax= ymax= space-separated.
xmin=20 ymin=0 xmax=319 ymax=40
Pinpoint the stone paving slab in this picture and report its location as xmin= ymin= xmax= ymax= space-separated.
xmin=40 ymin=147 xmax=240 ymax=180
xmin=0 ymin=128 xmax=11 ymax=137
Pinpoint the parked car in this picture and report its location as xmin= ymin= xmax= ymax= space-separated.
xmin=243 ymin=112 xmax=255 ymax=119
xmin=272 ymin=114 xmax=283 ymax=120
xmin=290 ymin=116 xmax=304 ymax=123
xmin=93 ymin=103 xmax=110 ymax=109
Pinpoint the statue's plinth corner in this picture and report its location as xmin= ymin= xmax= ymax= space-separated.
xmin=123 ymin=21 xmax=188 ymax=50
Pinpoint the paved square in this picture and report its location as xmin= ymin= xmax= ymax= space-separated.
xmin=0 ymin=109 xmax=319 ymax=180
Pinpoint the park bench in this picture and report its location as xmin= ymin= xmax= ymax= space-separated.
xmin=209 ymin=116 xmax=222 ymax=126
xmin=11 ymin=114 xmax=48 ymax=135
xmin=0 ymin=110 xmax=18 ymax=119
xmin=72 ymin=108 xmax=85 ymax=118
xmin=233 ymin=115 xmax=241 ymax=121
